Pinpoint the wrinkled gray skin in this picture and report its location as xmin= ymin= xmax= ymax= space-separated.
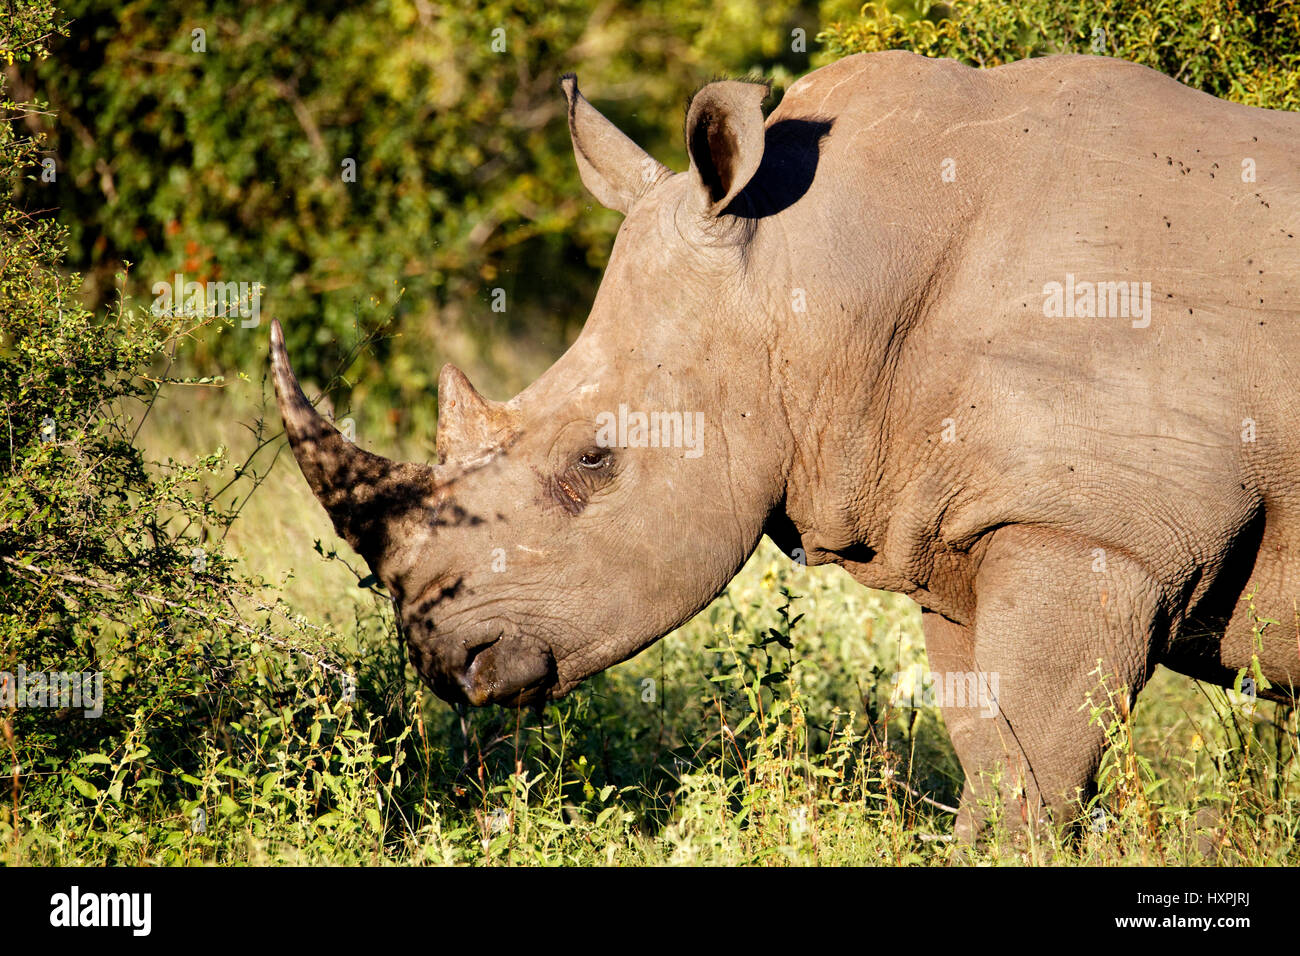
xmin=272 ymin=51 xmax=1300 ymax=840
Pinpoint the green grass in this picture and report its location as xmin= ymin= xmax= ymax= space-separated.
xmin=5 ymin=374 xmax=1299 ymax=867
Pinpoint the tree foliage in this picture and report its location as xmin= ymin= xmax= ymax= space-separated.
xmin=820 ymin=0 xmax=1300 ymax=111
xmin=26 ymin=0 xmax=821 ymax=424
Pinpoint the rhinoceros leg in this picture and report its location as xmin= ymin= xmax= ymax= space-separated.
xmin=925 ymin=526 xmax=1160 ymax=844
xmin=919 ymin=611 xmax=985 ymax=840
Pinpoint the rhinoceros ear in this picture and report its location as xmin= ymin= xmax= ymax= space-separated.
xmin=561 ymin=73 xmax=670 ymax=215
xmin=436 ymin=364 xmax=516 ymax=464
xmin=684 ymin=79 xmax=769 ymax=217
xmin=270 ymin=320 xmax=436 ymax=567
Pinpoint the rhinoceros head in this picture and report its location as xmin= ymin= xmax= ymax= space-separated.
xmin=272 ymin=74 xmax=795 ymax=708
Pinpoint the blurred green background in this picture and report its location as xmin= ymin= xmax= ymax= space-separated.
xmin=30 ymin=0 xmax=844 ymax=433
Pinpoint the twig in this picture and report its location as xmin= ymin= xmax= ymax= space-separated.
xmin=1 ymin=554 xmax=351 ymax=682
xmin=897 ymin=780 xmax=960 ymax=816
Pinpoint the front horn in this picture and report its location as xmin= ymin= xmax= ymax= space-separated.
xmin=269 ymin=319 xmax=437 ymax=564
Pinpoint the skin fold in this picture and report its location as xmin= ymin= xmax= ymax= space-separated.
xmin=273 ymin=51 xmax=1300 ymax=839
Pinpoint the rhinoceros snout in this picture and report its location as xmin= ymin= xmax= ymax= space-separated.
xmin=426 ymin=632 xmax=556 ymax=709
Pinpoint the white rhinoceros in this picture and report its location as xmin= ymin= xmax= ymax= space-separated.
xmin=272 ymin=51 xmax=1300 ymax=838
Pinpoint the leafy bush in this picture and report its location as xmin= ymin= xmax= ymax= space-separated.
xmin=1 ymin=0 xmax=401 ymax=862
xmin=819 ymin=0 xmax=1300 ymax=110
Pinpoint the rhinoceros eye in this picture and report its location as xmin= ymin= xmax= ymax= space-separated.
xmin=541 ymin=447 xmax=616 ymax=514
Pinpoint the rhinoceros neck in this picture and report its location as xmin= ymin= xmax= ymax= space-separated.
xmin=755 ymin=56 xmax=996 ymax=612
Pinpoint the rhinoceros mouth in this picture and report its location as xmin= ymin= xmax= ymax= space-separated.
xmin=438 ymin=632 xmax=556 ymax=709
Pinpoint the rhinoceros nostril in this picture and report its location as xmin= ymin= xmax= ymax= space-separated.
xmin=454 ymin=635 xmax=555 ymax=708
xmin=454 ymin=636 xmax=501 ymax=705
xmin=462 ymin=634 xmax=501 ymax=661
